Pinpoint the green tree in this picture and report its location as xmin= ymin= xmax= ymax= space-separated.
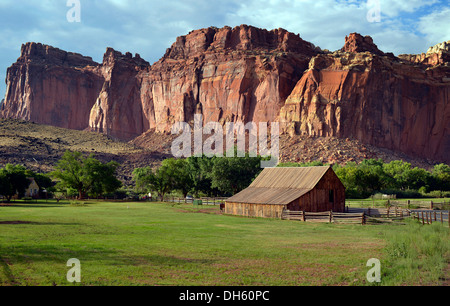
xmin=383 ymin=160 xmax=412 ymax=190
xmin=132 ymin=167 xmax=154 ymax=194
xmin=86 ymin=158 xmax=122 ymax=198
xmin=432 ymin=164 xmax=450 ymax=191
xmin=161 ymin=158 xmax=194 ymax=198
xmin=357 ymin=159 xmax=389 ymax=192
xmin=133 ymin=159 xmax=194 ymax=199
xmin=210 ymin=154 xmax=263 ymax=195
xmin=51 ymin=151 xmax=122 ymax=199
xmin=0 ymin=164 xmax=31 ymax=202
xmin=187 ymin=155 xmax=218 ymax=197
xmin=133 ymin=165 xmax=173 ymax=200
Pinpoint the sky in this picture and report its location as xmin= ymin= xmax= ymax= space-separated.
xmin=0 ymin=0 xmax=449 ymax=100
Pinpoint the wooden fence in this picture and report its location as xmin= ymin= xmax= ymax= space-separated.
xmin=161 ymin=196 xmax=228 ymax=205
xmin=282 ymin=210 xmax=366 ymax=225
xmin=282 ymin=207 xmax=427 ymax=225
xmin=346 ymin=200 xmax=449 ymax=210
xmin=347 ymin=207 xmax=412 ymax=218
xmin=412 ymin=211 xmax=449 ymax=226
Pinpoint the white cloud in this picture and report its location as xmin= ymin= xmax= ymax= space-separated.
xmin=0 ymin=0 xmax=448 ymax=100
xmin=225 ymin=0 xmax=447 ymax=54
xmin=225 ymin=0 xmax=368 ymax=52
xmin=418 ymin=6 xmax=450 ymax=47
xmin=379 ymin=0 xmax=439 ymax=17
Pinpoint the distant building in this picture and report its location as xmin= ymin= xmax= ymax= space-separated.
xmin=225 ymin=166 xmax=346 ymax=219
xmin=24 ymin=177 xmax=40 ymax=198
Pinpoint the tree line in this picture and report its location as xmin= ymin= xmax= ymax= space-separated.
xmin=132 ymin=154 xmax=264 ymax=199
xmin=134 ymin=157 xmax=450 ymax=200
xmin=280 ymin=159 xmax=450 ymax=198
xmin=1 ymin=150 xmax=449 ymax=202
xmin=0 ymin=151 xmax=122 ymax=202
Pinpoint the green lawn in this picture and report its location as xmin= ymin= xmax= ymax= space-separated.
xmin=0 ymin=201 xmax=448 ymax=286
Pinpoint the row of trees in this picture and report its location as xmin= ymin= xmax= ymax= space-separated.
xmin=133 ymin=154 xmax=264 ymax=199
xmin=281 ymin=159 xmax=450 ymax=198
xmin=134 ymin=157 xmax=450 ymax=200
xmin=2 ymin=151 xmax=449 ymax=202
xmin=0 ymin=151 xmax=122 ymax=202
xmin=333 ymin=159 xmax=450 ymax=198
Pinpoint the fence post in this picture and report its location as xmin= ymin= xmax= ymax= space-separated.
xmin=361 ymin=213 xmax=366 ymax=225
xmin=422 ymin=212 xmax=425 ymax=225
xmin=329 ymin=211 xmax=333 ymax=223
xmin=302 ymin=211 xmax=306 ymax=222
xmin=430 ymin=201 xmax=433 ymax=210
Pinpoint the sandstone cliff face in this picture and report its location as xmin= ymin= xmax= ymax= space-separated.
xmin=1 ymin=43 xmax=104 ymax=130
xmin=399 ymin=41 xmax=450 ymax=67
xmin=279 ymin=37 xmax=450 ymax=163
xmin=138 ymin=25 xmax=317 ymax=133
xmin=89 ymin=48 xmax=150 ymax=140
xmin=1 ymin=26 xmax=449 ymax=163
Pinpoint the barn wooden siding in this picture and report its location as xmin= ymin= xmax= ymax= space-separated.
xmin=225 ymin=202 xmax=286 ymax=219
xmin=225 ymin=166 xmax=346 ymax=218
xmin=287 ymin=169 xmax=346 ymax=213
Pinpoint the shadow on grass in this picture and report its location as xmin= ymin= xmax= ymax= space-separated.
xmin=0 ymin=221 xmax=82 ymax=226
xmin=0 ymin=203 xmax=67 ymax=208
xmin=0 ymin=244 xmax=216 ymax=285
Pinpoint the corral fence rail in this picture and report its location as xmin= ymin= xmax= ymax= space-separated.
xmin=346 ymin=207 xmax=412 ymax=218
xmin=282 ymin=210 xmax=366 ymax=225
xmin=161 ymin=196 xmax=228 ymax=206
xmin=412 ymin=210 xmax=450 ymax=227
xmin=346 ymin=200 xmax=449 ymax=210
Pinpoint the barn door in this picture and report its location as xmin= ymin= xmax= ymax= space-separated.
xmin=329 ymin=190 xmax=335 ymax=210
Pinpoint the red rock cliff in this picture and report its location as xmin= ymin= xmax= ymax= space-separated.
xmin=279 ymin=35 xmax=450 ymax=163
xmin=1 ymin=26 xmax=449 ymax=163
xmin=1 ymin=43 xmax=104 ymax=130
xmin=137 ymin=25 xmax=317 ymax=134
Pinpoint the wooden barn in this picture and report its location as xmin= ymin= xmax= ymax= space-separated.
xmin=225 ymin=166 xmax=346 ymax=219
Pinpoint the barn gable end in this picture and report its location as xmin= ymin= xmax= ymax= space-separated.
xmin=225 ymin=166 xmax=346 ymax=218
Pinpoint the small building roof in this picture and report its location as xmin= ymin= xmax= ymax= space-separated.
xmin=227 ymin=166 xmax=331 ymax=205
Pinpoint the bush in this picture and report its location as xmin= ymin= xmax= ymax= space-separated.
xmin=345 ymin=188 xmax=371 ymax=199
xmin=425 ymin=190 xmax=450 ymax=198
xmin=379 ymin=189 xmax=423 ymax=199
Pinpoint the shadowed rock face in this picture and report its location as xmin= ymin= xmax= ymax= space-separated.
xmin=0 ymin=43 xmax=104 ymax=130
xmin=1 ymin=25 xmax=449 ymax=163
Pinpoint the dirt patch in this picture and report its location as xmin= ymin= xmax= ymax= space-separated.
xmin=0 ymin=221 xmax=33 ymax=225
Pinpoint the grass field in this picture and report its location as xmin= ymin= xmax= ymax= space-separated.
xmin=0 ymin=201 xmax=448 ymax=286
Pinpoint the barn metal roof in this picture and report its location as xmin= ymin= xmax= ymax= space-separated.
xmin=226 ymin=166 xmax=331 ymax=205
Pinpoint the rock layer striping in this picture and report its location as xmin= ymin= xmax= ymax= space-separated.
xmin=1 ymin=26 xmax=449 ymax=163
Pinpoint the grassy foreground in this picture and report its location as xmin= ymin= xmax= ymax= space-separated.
xmin=0 ymin=201 xmax=448 ymax=286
